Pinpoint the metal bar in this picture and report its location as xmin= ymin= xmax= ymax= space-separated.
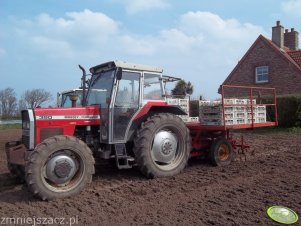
xmin=226 ymin=129 xmax=230 ymax=140
xmin=222 ymin=84 xmax=276 ymax=91
xmin=250 ymin=87 xmax=254 ymax=129
xmin=274 ymin=88 xmax=278 ymax=126
xmin=223 ymin=103 xmax=276 ymax=107
xmin=221 ymin=85 xmax=226 ymax=130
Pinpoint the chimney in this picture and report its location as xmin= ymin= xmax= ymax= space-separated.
xmin=284 ymin=27 xmax=299 ymax=50
xmin=272 ymin=21 xmax=284 ymax=49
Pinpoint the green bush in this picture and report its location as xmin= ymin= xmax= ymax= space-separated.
xmin=277 ymin=96 xmax=301 ymax=127
xmin=264 ymin=95 xmax=301 ymax=127
xmin=0 ymin=123 xmax=21 ymax=129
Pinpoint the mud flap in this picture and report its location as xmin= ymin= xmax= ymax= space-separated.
xmin=5 ymin=141 xmax=26 ymax=166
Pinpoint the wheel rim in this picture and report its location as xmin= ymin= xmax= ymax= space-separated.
xmin=42 ymin=149 xmax=84 ymax=192
xmin=151 ymin=128 xmax=184 ymax=170
xmin=218 ymin=144 xmax=230 ymax=161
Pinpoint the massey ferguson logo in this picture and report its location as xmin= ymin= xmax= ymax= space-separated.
xmin=37 ymin=115 xmax=53 ymax=120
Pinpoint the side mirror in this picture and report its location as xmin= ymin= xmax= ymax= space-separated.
xmin=116 ymin=67 xmax=122 ymax=80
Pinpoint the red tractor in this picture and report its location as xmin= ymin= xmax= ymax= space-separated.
xmin=6 ymin=60 xmax=278 ymax=200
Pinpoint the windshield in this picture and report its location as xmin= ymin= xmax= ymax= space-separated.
xmin=61 ymin=92 xmax=82 ymax=107
xmin=86 ymin=69 xmax=115 ymax=106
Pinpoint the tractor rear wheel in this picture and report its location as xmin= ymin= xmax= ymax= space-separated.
xmin=134 ymin=113 xmax=191 ymax=178
xmin=25 ymin=135 xmax=95 ymax=200
xmin=209 ymin=138 xmax=233 ymax=166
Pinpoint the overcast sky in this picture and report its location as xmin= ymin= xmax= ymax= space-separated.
xmin=1 ymin=0 xmax=301 ymax=103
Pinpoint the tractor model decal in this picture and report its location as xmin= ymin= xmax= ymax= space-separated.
xmin=36 ymin=115 xmax=100 ymax=120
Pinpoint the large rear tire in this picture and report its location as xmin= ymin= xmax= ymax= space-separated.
xmin=25 ymin=135 xmax=95 ymax=200
xmin=134 ymin=113 xmax=191 ymax=178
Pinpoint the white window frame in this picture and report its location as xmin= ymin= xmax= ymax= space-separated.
xmin=142 ymin=72 xmax=165 ymax=101
xmin=255 ymin=66 xmax=269 ymax=83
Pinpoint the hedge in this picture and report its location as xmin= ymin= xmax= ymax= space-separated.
xmin=274 ymin=95 xmax=301 ymax=127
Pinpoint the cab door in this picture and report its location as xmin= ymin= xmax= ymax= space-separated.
xmin=112 ymin=71 xmax=140 ymax=142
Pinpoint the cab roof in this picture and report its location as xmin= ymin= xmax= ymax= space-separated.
xmin=90 ymin=60 xmax=163 ymax=74
xmin=60 ymin=88 xmax=83 ymax=95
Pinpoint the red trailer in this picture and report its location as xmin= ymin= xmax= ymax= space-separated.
xmin=188 ymin=85 xmax=277 ymax=165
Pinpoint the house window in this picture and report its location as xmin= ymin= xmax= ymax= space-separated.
xmin=255 ymin=66 xmax=269 ymax=83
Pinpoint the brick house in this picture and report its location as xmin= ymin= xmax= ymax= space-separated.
xmin=221 ymin=21 xmax=301 ymax=96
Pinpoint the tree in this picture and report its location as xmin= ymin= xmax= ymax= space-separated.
xmin=186 ymin=81 xmax=194 ymax=96
xmin=18 ymin=98 xmax=27 ymax=111
xmin=171 ymin=80 xmax=194 ymax=97
xmin=0 ymin=87 xmax=17 ymax=119
xmin=21 ymin=89 xmax=52 ymax=109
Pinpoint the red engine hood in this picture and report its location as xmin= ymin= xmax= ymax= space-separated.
xmin=34 ymin=106 xmax=100 ymax=126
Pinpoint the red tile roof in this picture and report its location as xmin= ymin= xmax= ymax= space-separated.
xmin=265 ymin=37 xmax=301 ymax=71
xmin=287 ymin=50 xmax=301 ymax=68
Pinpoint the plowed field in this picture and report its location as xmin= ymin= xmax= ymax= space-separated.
xmin=0 ymin=129 xmax=300 ymax=225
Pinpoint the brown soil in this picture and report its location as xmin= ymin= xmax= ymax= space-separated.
xmin=0 ymin=129 xmax=300 ymax=226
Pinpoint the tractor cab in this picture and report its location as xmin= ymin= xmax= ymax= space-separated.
xmin=86 ymin=61 xmax=168 ymax=144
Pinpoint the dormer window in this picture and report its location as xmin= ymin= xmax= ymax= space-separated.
xmin=255 ymin=66 xmax=269 ymax=83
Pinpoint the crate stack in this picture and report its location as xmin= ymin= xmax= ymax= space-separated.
xmin=247 ymin=105 xmax=266 ymax=123
xmin=178 ymin=99 xmax=189 ymax=115
xmin=166 ymin=98 xmax=199 ymax=122
xmin=199 ymin=100 xmax=224 ymax=125
xmin=199 ymin=99 xmax=267 ymax=125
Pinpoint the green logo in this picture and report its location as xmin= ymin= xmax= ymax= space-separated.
xmin=267 ymin=206 xmax=299 ymax=224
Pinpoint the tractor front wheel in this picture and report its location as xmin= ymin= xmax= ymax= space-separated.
xmin=25 ymin=135 xmax=95 ymax=200
xmin=209 ymin=138 xmax=233 ymax=166
xmin=134 ymin=113 xmax=191 ymax=178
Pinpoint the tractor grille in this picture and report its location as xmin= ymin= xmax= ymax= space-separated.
xmin=40 ymin=128 xmax=63 ymax=142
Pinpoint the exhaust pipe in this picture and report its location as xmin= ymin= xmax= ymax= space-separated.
xmin=79 ymin=65 xmax=86 ymax=106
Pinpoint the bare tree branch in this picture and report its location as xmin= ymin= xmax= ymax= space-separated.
xmin=21 ymin=89 xmax=53 ymax=109
xmin=0 ymin=87 xmax=17 ymax=119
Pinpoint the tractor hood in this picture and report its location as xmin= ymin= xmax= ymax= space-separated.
xmin=31 ymin=106 xmax=100 ymax=145
xmin=34 ymin=106 xmax=100 ymax=125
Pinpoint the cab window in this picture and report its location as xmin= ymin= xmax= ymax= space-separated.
xmin=143 ymin=73 xmax=164 ymax=100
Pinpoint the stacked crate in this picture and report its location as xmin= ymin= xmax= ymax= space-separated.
xmin=167 ymin=97 xmax=199 ymax=122
xmin=178 ymin=99 xmax=189 ymax=115
xmin=199 ymin=101 xmax=224 ymax=125
xmin=176 ymin=98 xmax=190 ymax=122
xmin=224 ymin=99 xmax=246 ymax=125
xmin=247 ymin=105 xmax=266 ymax=123
xmin=199 ymin=99 xmax=267 ymax=125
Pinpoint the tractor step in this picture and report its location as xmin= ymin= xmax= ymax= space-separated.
xmin=114 ymin=144 xmax=134 ymax=169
